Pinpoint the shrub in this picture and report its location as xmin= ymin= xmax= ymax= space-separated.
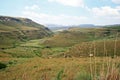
xmin=0 ymin=62 xmax=7 ymax=69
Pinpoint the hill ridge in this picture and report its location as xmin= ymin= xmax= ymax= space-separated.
xmin=0 ymin=16 xmax=52 ymax=48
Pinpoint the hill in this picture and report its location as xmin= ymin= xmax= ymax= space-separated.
xmin=0 ymin=16 xmax=52 ymax=48
xmin=43 ymin=27 xmax=120 ymax=47
xmin=104 ymin=24 xmax=120 ymax=30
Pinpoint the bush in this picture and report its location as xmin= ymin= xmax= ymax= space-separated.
xmin=0 ymin=62 xmax=7 ymax=69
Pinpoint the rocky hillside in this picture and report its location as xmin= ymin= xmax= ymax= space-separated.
xmin=0 ymin=16 xmax=52 ymax=48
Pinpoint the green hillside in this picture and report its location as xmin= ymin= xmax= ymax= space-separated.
xmin=0 ymin=16 xmax=52 ymax=48
xmin=104 ymin=25 xmax=120 ymax=30
xmin=43 ymin=27 xmax=120 ymax=47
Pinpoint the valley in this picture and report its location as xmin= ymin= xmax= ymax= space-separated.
xmin=0 ymin=16 xmax=120 ymax=80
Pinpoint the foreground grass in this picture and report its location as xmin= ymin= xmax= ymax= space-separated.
xmin=0 ymin=57 xmax=119 ymax=80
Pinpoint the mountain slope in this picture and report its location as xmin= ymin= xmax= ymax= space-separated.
xmin=43 ymin=27 xmax=120 ymax=47
xmin=0 ymin=16 xmax=52 ymax=48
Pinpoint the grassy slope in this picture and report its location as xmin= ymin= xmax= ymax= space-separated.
xmin=0 ymin=26 xmax=120 ymax=80
xmin=61 ymin=26 xmax=120 ymax=57
xmin=43 ymin=27 xmax=120 ymax=47
xmin=43 ymin=30 xmax=93 ymax=47
xmin=0 ymin=16 xmax=52 ymax=48
xmin=105 ymin=25 xmax=120 ymax=29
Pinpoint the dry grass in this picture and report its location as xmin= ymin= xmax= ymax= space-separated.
xmin=0 ymin=57 xmax=119 ymax=80
xmin=0 ymin=30 xmax=120 ymax=80
xmin=88 ymin=33 xmax=120 ymax=80
xmin=0 ymin=57 xmax=89 ymax=80
xmin=66 ymin=39 xmax=120 ymax=57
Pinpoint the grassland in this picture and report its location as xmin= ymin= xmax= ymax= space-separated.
xmin=0 ymin=38 xmax=68 ymax=58
xmin=0 ymin=57 xmax=120 ymax=80
xmin=0 ymin=25 xmax=120 ymax=80
xmin=0 ymin=38 xmax=120 ymax=80
xmin=0 ymin=16 xmax=52 ymax=48
xmin=43 ymin=27 xmax=120 ymax=47
xmin=66 ymin=39 xmax=120 ymax=57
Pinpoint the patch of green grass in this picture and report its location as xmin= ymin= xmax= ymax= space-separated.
xmin=0 ymin=38 xmax=69 ymax=58
xmin=3 ymin=47 xmax=41 ymax=58
xmin=55 ymin=69 xmax=64 ymax=80
xmin=20 ymin=39 xmax=43 ymax=47
xmin=75 ymin=71 xmax=91 ymax=80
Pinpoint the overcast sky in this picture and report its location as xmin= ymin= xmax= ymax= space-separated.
xmin=0 ymin=0 xmax=120 ymax=25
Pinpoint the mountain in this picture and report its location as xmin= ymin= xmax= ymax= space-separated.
xmin=0 ymin=16 xmax=52 ymax=48
xmin=46 ymin=24 xmax=69 ymax=32
xmin=46 ymin=24 xmax=98 ymax=32
xmin=77 ymin=24 xmax=95 ymax=28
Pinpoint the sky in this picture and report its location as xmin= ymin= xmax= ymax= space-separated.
xmin=0 ymin=0 xmax=120 ymax=25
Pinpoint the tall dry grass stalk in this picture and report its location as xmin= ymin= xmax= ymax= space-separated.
xmin=89 ymin=33 xmax=120 ymax=80
xmin=93 ymin=41 xmax=97 ymax=80
xmin=89 ymin=43 xmax=93 ymax=80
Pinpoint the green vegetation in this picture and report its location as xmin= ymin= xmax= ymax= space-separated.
xmin=0 ymin=16 xmax=120 ymax=80
xmin=55 ymin=69 xmax=64 ymax=80
xmin=0 ymin=16 xmax=52 ymax=48
xmin=43 ymin=27 xmax=120 ymax=47
xmin=0 ymin=38 xmax=68 ymax=58
xmin=0 ymin=62 xmax=7 ymax=69
xmin=105 ymin=25 xmax=120 ymax=30
xmin=0 ymin=57 xmax=119 ymax=80
xmin=75 ymin=71 xmax=91 ymax=80
xmin=43 ymin=30 xmax=94 ymax=47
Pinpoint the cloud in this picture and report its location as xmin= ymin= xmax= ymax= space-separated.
xmin=87 ymin=6 xmax=120 ymax=25
xmin=112 ymin=0 xmax=120 ymax=4
xmin=25 ymin=4 xmax=40 ymax=10
xmin=91 ymin=6 xmax=120 ymax=18
xmin=21 ymin=4 xmax=120 ymax=25
xmin=48 ymin=0 xmax=84 ymax=7
xmin=22 ymin=10 xmax=87 ymax=25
